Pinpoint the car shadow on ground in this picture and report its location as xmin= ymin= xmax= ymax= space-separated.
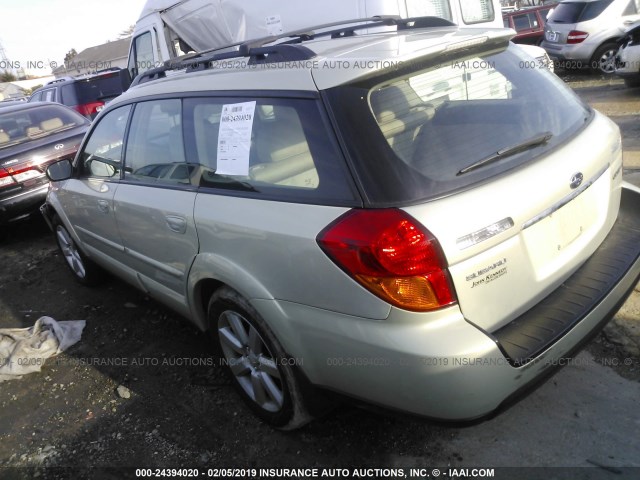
xmin=0 ymin=217 xmax=452 ymax=476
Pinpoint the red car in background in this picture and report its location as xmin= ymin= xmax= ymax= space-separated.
xmin=504 ymin=4 xmax=558 ymax=45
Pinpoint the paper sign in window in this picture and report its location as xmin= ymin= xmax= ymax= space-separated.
xmin=216 ymin=101 xmax=256 ymax=176
xmin=266 ymin=15 xmax=283 ymax=36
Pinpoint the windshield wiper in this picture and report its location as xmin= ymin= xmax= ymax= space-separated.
xmin=457 ymin=132 xmax=553 ymax=176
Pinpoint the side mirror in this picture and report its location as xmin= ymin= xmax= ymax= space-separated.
xmin=46 ymin=158 xmax=73 ymax=181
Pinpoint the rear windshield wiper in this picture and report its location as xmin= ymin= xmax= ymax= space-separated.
xmin=457 ymin=132 xmax=553 ymax=176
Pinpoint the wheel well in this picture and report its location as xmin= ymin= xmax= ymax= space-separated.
xmin=196 ymin=278 xmax=225 ymax=325
xmin=593 ymin=39 xmax=620 ymax=56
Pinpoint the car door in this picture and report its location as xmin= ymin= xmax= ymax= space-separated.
xmin=113 ymin=98 xmax=198 ymax=316
xmin=55 ymin=104 xmax=132 ymax=268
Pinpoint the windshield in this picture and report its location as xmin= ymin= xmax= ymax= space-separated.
xmin=0 ymin=105 xmax=86 ymax=150
xmin=324 ymin=44 xmax=591 ymax=206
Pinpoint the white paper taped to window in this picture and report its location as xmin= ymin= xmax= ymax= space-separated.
xmin=266 ymin=15 xmax=283 ymax=36
xmin=216 ymin=101 xmax=257 ymax=176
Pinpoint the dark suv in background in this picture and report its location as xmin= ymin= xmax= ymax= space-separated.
xmin=29 ymin=69 xmax=130 ymax=120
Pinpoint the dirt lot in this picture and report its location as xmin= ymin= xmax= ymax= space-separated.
xmin=1 ymin=70 xmax=639 ymax=480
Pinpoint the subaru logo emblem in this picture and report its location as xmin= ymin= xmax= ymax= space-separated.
xmin=54 ymin=144 xmax=64 ymax=150
xmin=570 ymin=172 xmax=583 ymax=190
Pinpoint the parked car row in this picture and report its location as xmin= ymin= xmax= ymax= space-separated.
xmin=41 ymin=16 xmax=640 ymax=429
xmin=0 ymin=102 xmax=89 ymax=225
xmin=505 ymin=0 xmax=640 ymax=85
xmin=29 ymin=69 xmax=130 ymax=120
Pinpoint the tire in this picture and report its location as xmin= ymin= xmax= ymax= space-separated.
xmin=207 ymin=287 xmax=311 ymax=429
xmin=591 ymin=43 xmax=618 ymax=74
xmin=52 ymin=215 xmax=104 ymax=286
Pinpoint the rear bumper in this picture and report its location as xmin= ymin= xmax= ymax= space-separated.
xmin=541 ymin=42 xmax=594 ymax=66
xmin=0 ymin=184 xmax=49 ymax=224
xmin=254 ymin=187 xmax=640 ymax=420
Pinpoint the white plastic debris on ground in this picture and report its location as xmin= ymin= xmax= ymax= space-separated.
xmin=0 ymin=316 xmax=86 ymax=382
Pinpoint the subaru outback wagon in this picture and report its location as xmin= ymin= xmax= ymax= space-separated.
xmin=42 ymin=16 xmax=640 ymax=429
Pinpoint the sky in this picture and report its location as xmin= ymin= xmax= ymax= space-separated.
xmin=0 ymin=0 xmax=148 ymax=77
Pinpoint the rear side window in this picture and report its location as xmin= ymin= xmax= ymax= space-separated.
xmin=325 ymin=44 xmax=591 ymax=206
xmin=124 ymin=99 xmax=187 ymax=185
xmin=182 ymin=97 xmax=356 ymax=204
xmin=580 ymin=0 xmax=614 ymax=20
xmin=549 ymin=2 xmax=586 ymax=22
xmin=79 ymin=105 xmax=132 ymax=178
xmin=549 ymin=0 xmax=613 ymax=22
xmin=459 ymin=0 xmax=495 ymax=24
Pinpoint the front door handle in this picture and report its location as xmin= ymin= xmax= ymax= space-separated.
xmin=165 ymin=215 xmax=187 ymax=234
xmin=97 ymin=200 xmax=109 ymax=214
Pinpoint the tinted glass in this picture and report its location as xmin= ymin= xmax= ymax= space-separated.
xmin=0 ymin=105 xmax=87 ymax=150
xmin=79 ymin=105 xmax=131 ymax=178
xmin=65 ymin=72 xmax=126 ymax=105
xmin=182 ymin=97 xmax=356 ymax=204
xmin=124 ymin=99 xmax=187 ymax=185
xmin=324 ymin=44 xmax=591 ymax=206
xmin=548 ymin=2 xmax=586 ymax=22
xmin=580 ymin=0 xmax=614 ymax=20
xmin=513 ymin=14 xmax=533 ymax=30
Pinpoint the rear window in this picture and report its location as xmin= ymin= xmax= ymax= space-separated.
xmin=324 ymin=44 xmax=591 ymax=206
xmin=548 ymin=2 xmax=586 ymax=22
xmin=61 ymin=72 xmax=127 ymax=105
xmin=549 ymin=0 xmax=613 ymax=23
xmin=0 ymin=105 xmax=86 ymax=149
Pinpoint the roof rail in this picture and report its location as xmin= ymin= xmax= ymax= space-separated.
xmin=46 ymin=76 xmax=74 ymax=85
xmin=130 ymin=15 xmax=455 ymax=88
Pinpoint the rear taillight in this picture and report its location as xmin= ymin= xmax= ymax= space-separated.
xmin=73 ymin=101 xmax=104 ymax=118
xmin=317 ymin=209 xmax=456 ymax=312
xmin=0 ymin=169 xmax=16 ymax=188
xmin=567 ymin=31 xmax=589 ymax=44
xmin=2 ymin=165 xmax=42 ymax=185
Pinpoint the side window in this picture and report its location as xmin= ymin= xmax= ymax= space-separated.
xmin=513 ymin=13 xmax=537 ymax=31
xmin=183 ymin=97 xmax=355 ymax=201
xmin=79 ymin=105 xmax=132 ymax=178
xmin=459 ymin=0 xmax=495 ymax=24
xmin=30 ymin=91 xmax=42 ymax=102
xmin=124 ymin=99 xmax=186 ymax=185
xmin=503 ymin=17 xmax=510 ymax=28
xmin=42 ymin=88 xmax=56 ymax=102
xmin=623 ymin=0 xmax=637 ymax=15
xmin=128 ymin=31 xmax=155 ymax=79
xmin=539 ymin=8 xmax=552 ymax=24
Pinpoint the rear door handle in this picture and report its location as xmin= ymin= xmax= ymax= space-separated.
xmin=165 ymin=215 xmax=187 ymax=234
xmin=97 ymin=200 xmax=109 ymax=214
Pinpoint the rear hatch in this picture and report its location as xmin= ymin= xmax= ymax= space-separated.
xmin=63 ymin=70 xmax=130 ymax=119
xmin=323 ymin=38 xmax=623 ymax=332
xmin=544 ymin=0 xmax=613 ymax=44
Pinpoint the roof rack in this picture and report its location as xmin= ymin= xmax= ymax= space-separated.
xmin=45 ymin=76 xmax=74 ymax=85
xmin=130 ymin=15 xmax=455 ymax=87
